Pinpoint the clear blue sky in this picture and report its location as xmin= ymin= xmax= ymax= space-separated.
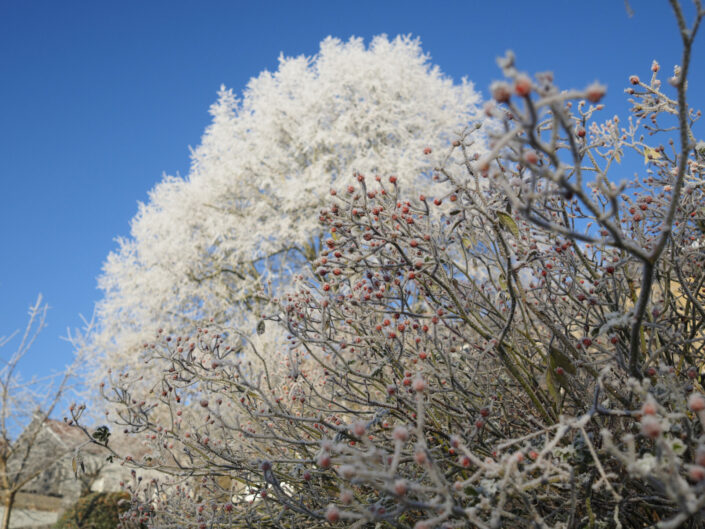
xmin=1 ymin=1 xmax=703 ymax=385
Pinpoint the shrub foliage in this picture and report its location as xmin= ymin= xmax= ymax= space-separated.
xmin=71 ymin=3 xmax=705 ymax=528
xmin=54 ymin=492 xmax=132 ymax=529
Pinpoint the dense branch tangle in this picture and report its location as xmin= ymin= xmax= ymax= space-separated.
xmin=72 ymin=3 xmax=705 ymax=527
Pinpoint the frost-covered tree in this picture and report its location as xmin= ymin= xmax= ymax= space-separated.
xmin=1 ymin=297 xmax=81 ymax=529
xmin=83 ymin=35 xmax=482 ymax=387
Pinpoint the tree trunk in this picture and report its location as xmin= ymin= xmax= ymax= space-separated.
xmin=1 ymin=491 xmax=15 ymax=529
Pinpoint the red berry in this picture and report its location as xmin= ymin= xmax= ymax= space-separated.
xmin=394 ymin=479 xmax=407 ymax=495
xmin=412 ymin=377 xmax=426 ymax=393
xmin=491 ymin=81 xmax=511 ymax=103
xmin=689 ymin=393 xmax=705 ymax=412
xmin=351 ymin=421 xmax=366 ymax=437
xmin=326 ymin=505 xmax=340 ymax=523
xmin=641 ymin=416 xmax=661 ymax=439
xmin=393 ymin=426 xmax=408 ymax=442
xmin=689 ymin=465 xmax=705 ymax=482
xmin=641 ymin=400 xmax=657 ymax=416
xmin=523 ymin=150 xmax=538 ymax=165
xmin=317 ymin=454 xmax=331 ymax=468
xmin=514 ymin=75 xmax=532 ymax=97
xmin=585 ymin=82 xmax=607 ymax=103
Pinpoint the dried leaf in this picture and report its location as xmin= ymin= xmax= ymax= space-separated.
xmin=497 ymin=211 xmax=519 ymax=238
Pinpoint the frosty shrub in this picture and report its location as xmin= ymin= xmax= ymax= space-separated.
xmin=72 ymin=2 xmax=705 ymax=528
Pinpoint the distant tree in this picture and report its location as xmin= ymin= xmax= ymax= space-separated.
xmin=0 ymin=296 xmax=81 ymax=529
xmin=78 ymin=35 xmax=482 ymax=398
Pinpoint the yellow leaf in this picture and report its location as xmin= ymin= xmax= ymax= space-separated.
xmin=643 ymin=146 xmax=662 ymax=164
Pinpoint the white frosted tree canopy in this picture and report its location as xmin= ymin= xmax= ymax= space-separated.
xmin=87 ymin=35 xmax=482 ymax=380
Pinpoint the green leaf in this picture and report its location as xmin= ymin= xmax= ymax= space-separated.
xmin=497 ymin=211 xmax=519 ymax=238
xmin=545 ymin=367 xmax=561 ymax=406
xmin=257 ymin=320 xmax=266 ymax=335
xmin=92 ymin=425 xmax=111 ymax=445
xmin=548 ymin=347 xmax=576 ymax=375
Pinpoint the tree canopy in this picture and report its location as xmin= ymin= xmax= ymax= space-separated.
xmin=83 ymin=35 xmax=482 ymax=387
